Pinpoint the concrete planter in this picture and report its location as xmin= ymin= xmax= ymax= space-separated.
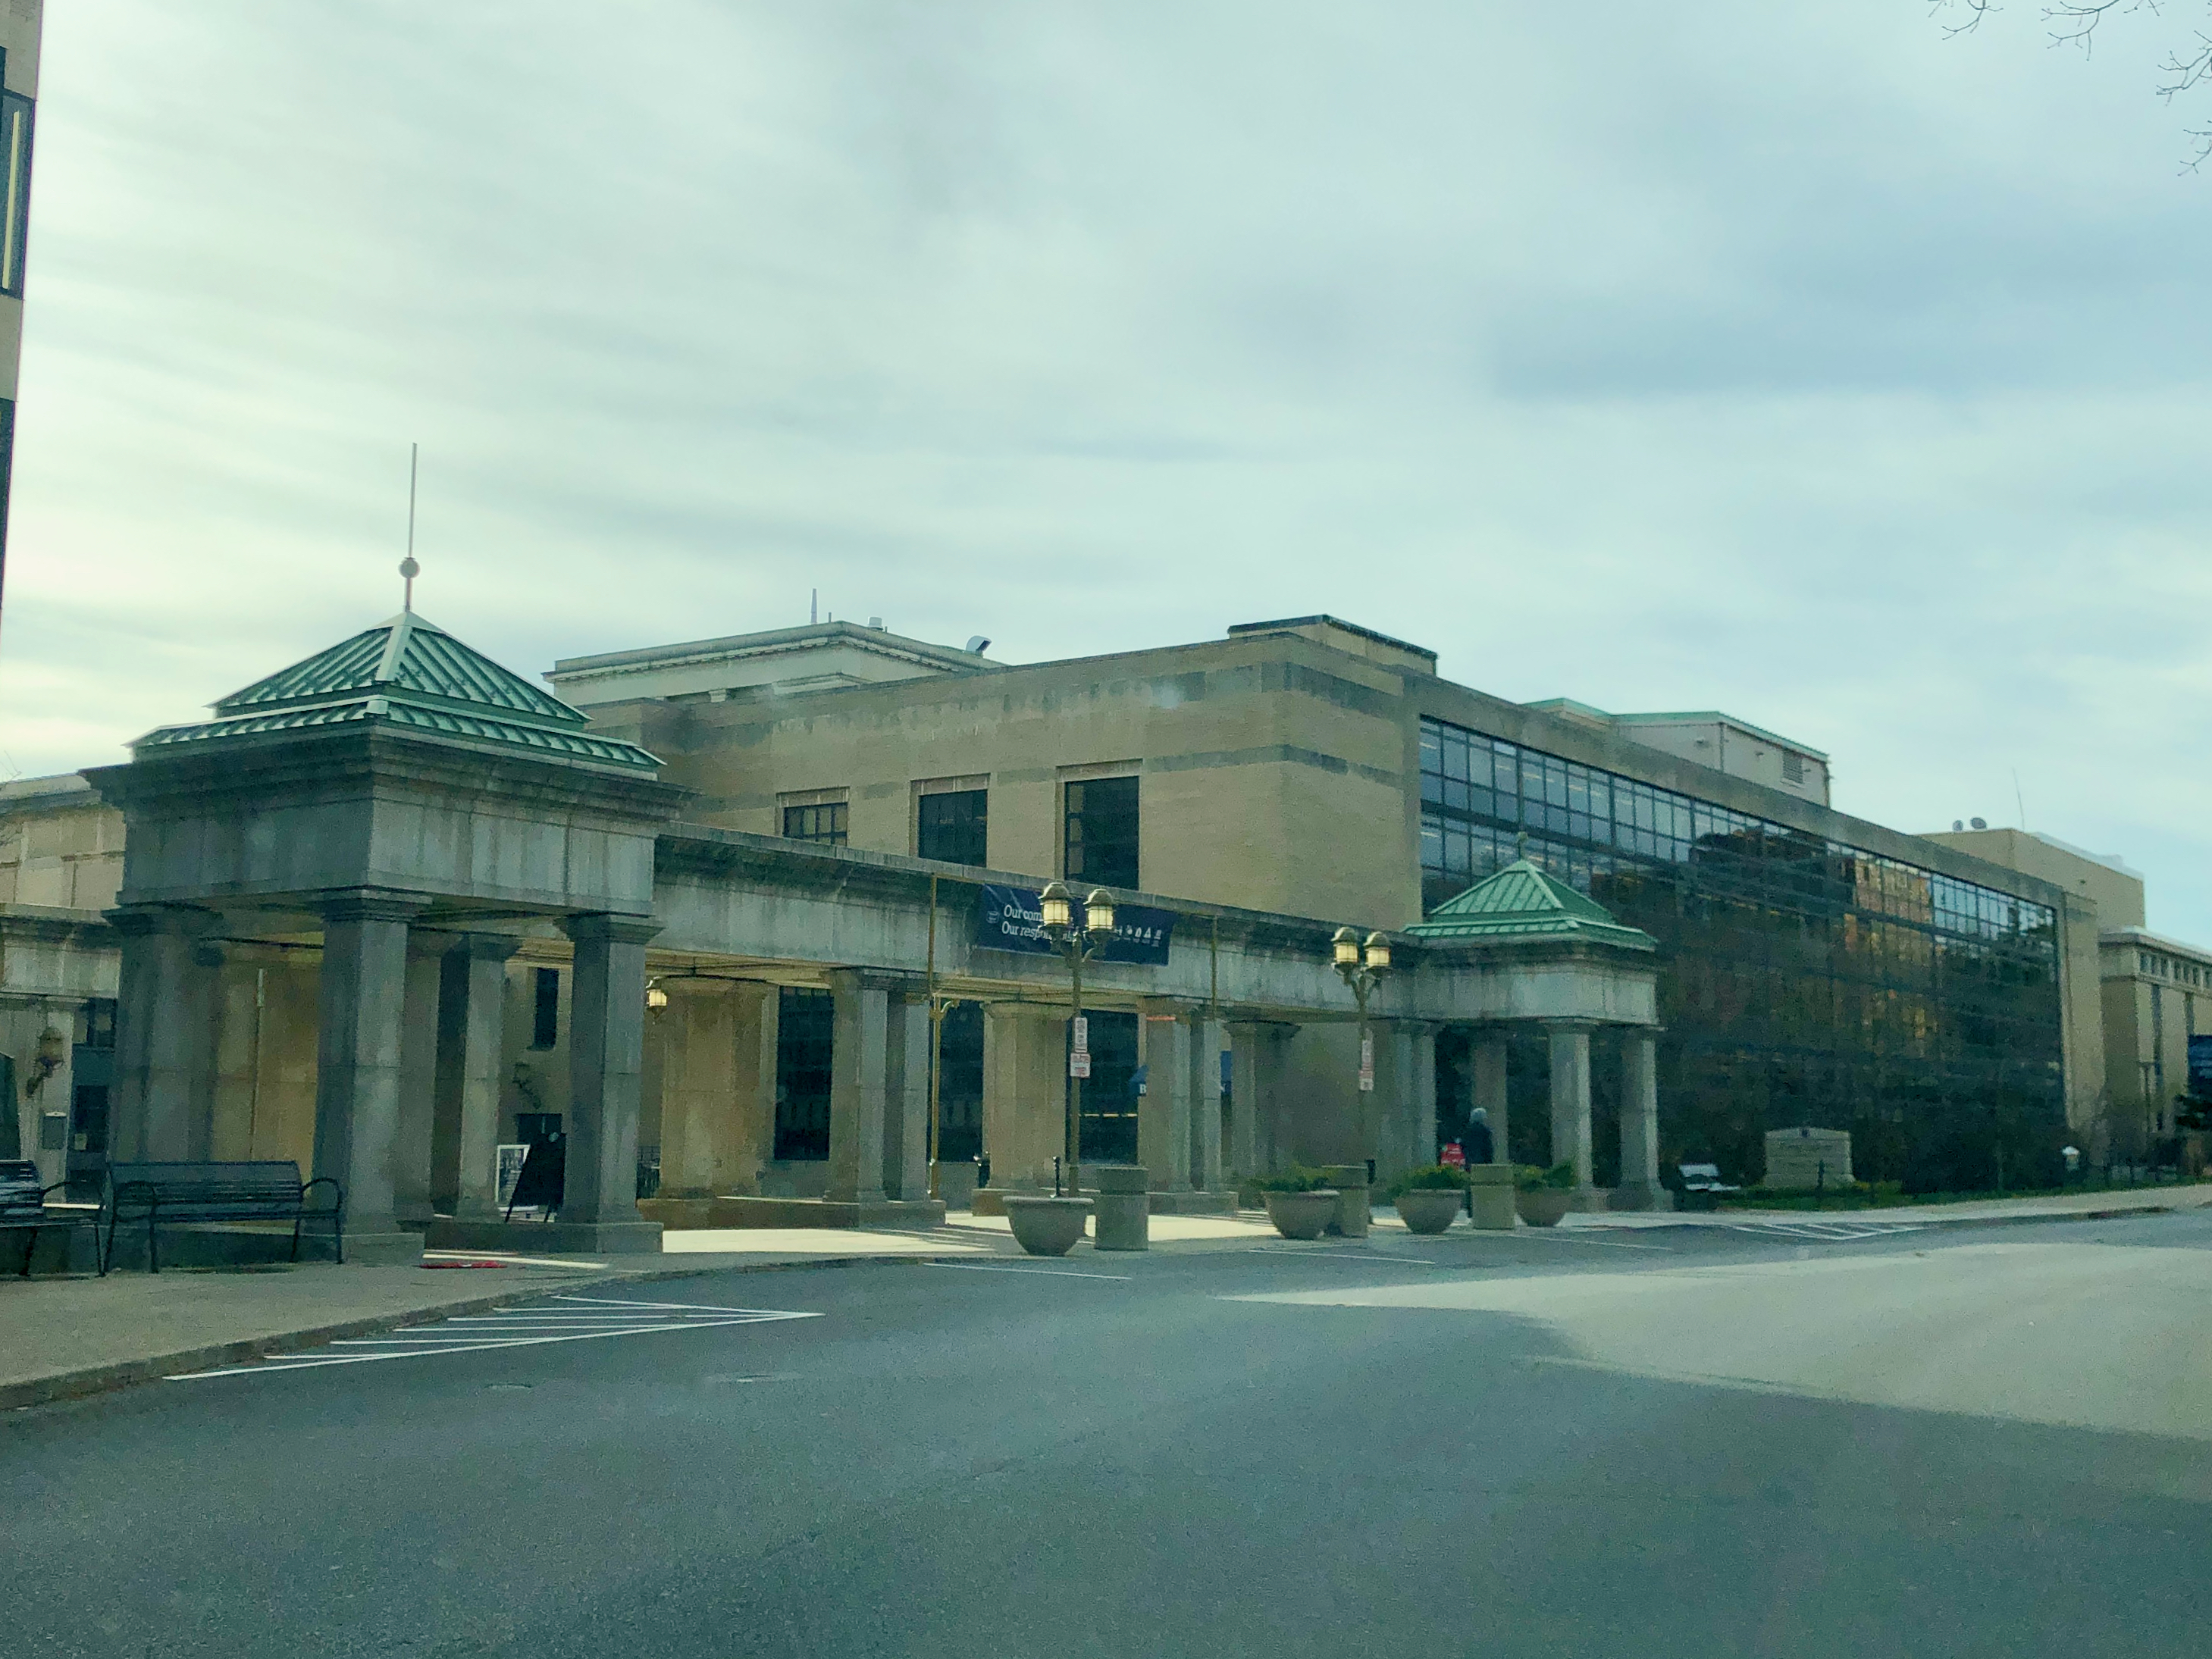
xmin=1515 ymin=1189 xmax=1574 ymax=1228
xmin=1263 ymin=1189 xmax=1340 ymax=1240
xmin=1394 ymin=1188 xmax=1464 ymax=1235
xmin=1465 ymin=1165 xmax=1518 ymax=1231
xmin=1004 ymin=1196 xmax=1093 ymax=1257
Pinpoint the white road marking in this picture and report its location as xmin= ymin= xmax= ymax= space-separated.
xmin=167 ymin=1295 xmax=819 ymax=1382
xmin=1725 ymin=1219 xmax=1925 ymax=1242
xmin=1255 ymin=1248 xmax=1444 ymax=1267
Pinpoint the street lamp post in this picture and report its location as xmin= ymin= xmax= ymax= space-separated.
xmin=1039 ymin=881 xmax=1117 ymax=1194
xmin=1331 ymin=925 xmax=1393 ymax=1118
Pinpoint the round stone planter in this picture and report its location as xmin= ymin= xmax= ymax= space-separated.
xmin=1394 ymin=1188 xmax=1465 ymax=1235
xmin=1515 ymin=1189 xmax=1573 ymax=1228
xmin=1004 ymin=1196 xmax=1093 ymax=1257
xmin=1262 ymin=1189 xmax=1340 ymax=1241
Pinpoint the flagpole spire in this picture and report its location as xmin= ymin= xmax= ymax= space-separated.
xmin=399 ymin=441 xmax=420 ymax=612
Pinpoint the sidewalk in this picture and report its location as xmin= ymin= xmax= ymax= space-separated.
xmin=1564 ymin=1182 xmax=2212 ymax=1229
xmin=0 ymin=1229 xmax=1003 ymax=1412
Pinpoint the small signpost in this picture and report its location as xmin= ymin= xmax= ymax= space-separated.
xmin=1070 ymin=1014 xmax=1092 ymax=1079
xmin=1358 ymin=1032 xmax=1374 ymax=1093
xmin=1440 ymin=1141 xmax=1466 ymax=1169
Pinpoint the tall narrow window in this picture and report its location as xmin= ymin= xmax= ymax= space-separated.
xmin=531 ymin=967 xmax=561 ymax=1050
xmin=917 ymin=788 xmax=989 ymax=867
xmin=1 ymin=89 xmax=33 ymax=298
xmin=782 ymin=801 xmax=848 ymax=845
xmin=1064 ymin=775 xmax=1139 ymax=890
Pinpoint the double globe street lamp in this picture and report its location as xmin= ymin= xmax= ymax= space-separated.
xmin=1039 ymin=880 xmax=1117 ymax=1193
xmin=1332 ymin=925 xmax=1392 ymax=1110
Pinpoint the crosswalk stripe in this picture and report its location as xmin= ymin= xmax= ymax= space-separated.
xmin=166 ymin=1297 xmax=820 ymax=1382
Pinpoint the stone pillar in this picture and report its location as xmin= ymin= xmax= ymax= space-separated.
xmin=1470 ymin=1032 xmax=1509 ymax=1167
xmin=826 ymin=969 xmax=889 ymax=1207
xmin=106 ymin=906 xmax=223 ymax=1163
xmin=1371 ymin=1020 xmax=1437 ymax=1186
xmin=312 ymin=890 xmax=428 ymax=1260
xmin=1192 ymin=1013 xmax=1227 ymax=1193
xmin=1615 ymin=1026 xmax=1670 ymax=1211
xmin=1227 ymin=1022 xmax=1263 ymax=1183
xmin=886 ymin=985 xmax=933 ymax=1202
xmin=1139 ymin=999 xmax=1192 ymax=1191
xmin=1547 ymin=1021 xmax=1598 ymax=1201
xmin=981 ymin=1000 xmax=1064 ymax=1192
xmin=393 ymin=934 xmax=449 ymax=1225
xmin=434 ymin=935 xmax=517 ymax=1219
xmin=557 ymin=912 xmax=663 ymax=1248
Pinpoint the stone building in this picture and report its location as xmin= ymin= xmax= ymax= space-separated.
xmin=2 ymin=602 xmax=2183 ymax=1233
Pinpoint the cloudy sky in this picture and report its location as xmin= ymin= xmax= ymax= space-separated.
xmin=5 ymin=4 xmax=2210 ymax=934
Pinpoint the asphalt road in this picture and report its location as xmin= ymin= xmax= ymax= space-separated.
xmin=7 ymin=1210 xmax=2210 ymax=1658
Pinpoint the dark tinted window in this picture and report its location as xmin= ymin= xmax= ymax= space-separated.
xmin=1064 ymin=776 xmax=1139 ymax=890
xmin=917 ymin=789 xmax=989 ymax=867
xmin=531 ymin=967 xmax=560 ymax=1050
xmin=775 ymin=988 xmax=834 ymax=1160
xmin=783 ymin=802 xmax=848 ymax=845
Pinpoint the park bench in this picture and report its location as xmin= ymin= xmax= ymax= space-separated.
xmin=1678 ymin=1162 xmax=1740 ymax=1211
xmin=101 ymin=1161 xmax=344 ymax=1275
xmin=2 ymin=1160 xmax=89 ymax=1276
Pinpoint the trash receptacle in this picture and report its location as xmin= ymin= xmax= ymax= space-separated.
xmin=1322 ymin=1164 xmax=1371 ymax=1238
xmin=1093 ymin=1164 xmax=1151 ymax=1251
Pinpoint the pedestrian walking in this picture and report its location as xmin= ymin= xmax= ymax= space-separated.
xmin=1465 ymin=1106 xmax=1496 ymax=1166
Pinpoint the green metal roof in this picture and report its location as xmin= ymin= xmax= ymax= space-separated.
xmin=218 ymin=612 xmax=588 ymax=726
xmin=134 ymin=612 xmax=661 ymax=773
xmin=1406 ymin=859 xmax=1656 ymax=951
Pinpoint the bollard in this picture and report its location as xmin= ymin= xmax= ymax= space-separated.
xmin=1322 ymin=1164 xmax=1371 ymax=1238
xmin=1092 ymin=1165 xmax=1151 ymax=1251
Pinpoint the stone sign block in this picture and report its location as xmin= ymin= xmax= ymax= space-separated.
xmin=1765 ymin=1125 xmax=1852 ymax=1190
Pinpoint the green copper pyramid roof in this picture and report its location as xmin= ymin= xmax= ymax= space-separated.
xmin=1405 ymin=859 xmax=1656 ymax=951
xmin=133 ymin=612 xmax=661 ymax=773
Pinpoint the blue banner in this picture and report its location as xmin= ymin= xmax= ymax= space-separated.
xmin=975 ymin=884 xmax=1176 ymax=966
xmin=2190 ymin=1035 xmax=2212 ymax=1098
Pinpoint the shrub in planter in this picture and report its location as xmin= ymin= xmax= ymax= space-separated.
xmin=1254 ymin=1169 xmax=1339 ymax=1239
xmin=1513 ymin=1161 xmax=1578 ymax=1227
xmin=1386 ymin=1165 xmax=1469 ymax=1235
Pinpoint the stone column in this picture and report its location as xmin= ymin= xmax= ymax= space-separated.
xmin=1227 ymin=1022 xmax=1264 ymax=1183
xmin=393 ymin=934 xmax=449 ymax=1226
xmin=312 ymin=890 xmax=428 ymax=1260
xmin=1192 ymin=1013 xmax=1227 ymax=1194
xmin=1547 ymin=1021 xmax=1597 ymax=1200
xmin=1371 ymin=1020 xmax=1438 ymax=1186
xmin=886 ymin=984 xmax=933 ymax=1202
xmin=557 ymin=912 xmax=663 ymax=1249
xmin=432 ymin=935 xmax=517 ymax=1218
xmin=826 ymin=969 xmax=889 ymax=1207
xmin=1615 ymin=1026 xmax=1670 ymax=1211
xmin=1470 ymin=1031 xmax=1509 ymax=1167
xmin=1138 ymin=999 xmax=1192 ymax=1191
xmin=106 ymin=906 xmax=223 ymax=1163
xmin=981 ymin=1000 xmax=1065 ymax=1193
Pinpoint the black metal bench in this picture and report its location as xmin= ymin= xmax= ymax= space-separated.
xmin=1678 ymin=1162 xmax=1740 ymax=1211
xmin=2 ymin=1160 xmax=84 ymax=1277
xmin=102 ymin=1161 xmax=344 ymax=1275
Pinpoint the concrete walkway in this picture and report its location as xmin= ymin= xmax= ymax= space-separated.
xmin=1566 ymin=1182 xmax=2212 ymax=1229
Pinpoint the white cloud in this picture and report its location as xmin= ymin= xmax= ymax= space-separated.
xmin=4 ymin=1 xmax=2210 ymax=933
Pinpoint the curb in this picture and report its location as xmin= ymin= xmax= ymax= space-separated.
xmin=2 ymin=1250 xmax=963 ymax=1414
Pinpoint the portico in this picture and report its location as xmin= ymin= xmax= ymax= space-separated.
xmin=59 ymin=609 xmax=1674 ymax=1262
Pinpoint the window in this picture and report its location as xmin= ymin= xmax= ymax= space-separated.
xmin=774 ymin=988 xmax=834 ymax=1160
xmin=917 ymin=788 xmax=989 ymax=867
xmin=0 ymin=88 xmax=30 ymax=297
xmin=1064 ymin=775 xmax=1139 ymax=889
xmin=782 ymin=801 xmax=848 ymax=845
xmin=531 ymin=967 xmax=560 ymax=1050
xmin=79 ymin=998 xmax=117 ymax=1050
xmin=936 ymin=1001 xmax=985 ymax=1163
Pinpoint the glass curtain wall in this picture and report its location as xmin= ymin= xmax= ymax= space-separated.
xmin=1419 ymin=716 xmax=2065 ymax=1191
